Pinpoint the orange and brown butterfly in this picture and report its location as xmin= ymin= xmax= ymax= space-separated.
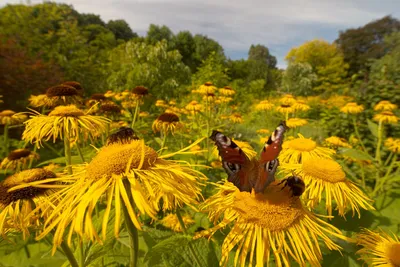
xmin=210 ymin=121 xmax=288 ymax=193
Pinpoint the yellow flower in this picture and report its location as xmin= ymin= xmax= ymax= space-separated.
xmin=217 ymin=96 xmax=233 ymax=103
xmin=160 ymin=213 xmax=194 ymax=232
xmin=168 ymin=100 xmax=176 ymax=106
xmin=259 ymin=136 xmax=269 ymax=144
xmin=202 ymin=93 xmax=216 ymax=102
xmin=45 ymin=84 xmax=82 ymax=107
xmin=152 ymin=112 xmax=183 ymax=134
xmin=210 ymin=160 xmax=222 ymax=169
xmin=276 ymin=104 xmax=294 ymax=114
xmin=155 ymin=100 xmax=167 ymax=108
xmin=104 ymin=90 xmax=115 ymax=98
xmin=373 ymin=111 xmax=399 ymax=124
xmin=0 ymin=168 xmax=57 ymax=239
xmin=385 ymin=138 xmax=400 ymax=153
xmin=323 ymin=95 xmax=353 ymax=109
xmin=219 ymin=86 xmax=235 ymax=96
xmin=139 ymin=111 xmax=149 ymax=118
xmin=229 ymin=113 xmax=243 ymax=123
xmin=292 ymin=100 xmax=311 ymax=112
xmin=0 ymin=149 xmax=39 ymax=171
xmin=285 ymin=158 xmax=374 ymax=217
xmin=22 ymin=105 xmax=110 ymax=147
xmin=131 ymin=86 xmax=149 ymax=100
xmin=11 ymin=140 xmax=205 ymax=252
xmin=0 ymin=110 xmax=27 ymax=125
xmin=256 ymin=129 xmax=270 ymax=135
xmin=340 ymin=102 xmax=364 ymax=114
xmin=280 ymin=94 xmax=296 ymax=105
xmin=28 ymin=95 xmax=49 ymax=108
xmin=356 ymin=228 xmax=400 ymax=267
xmin=279 ymin=134 xmax=335 ymax=164
xmin=195 ymin=181 xmax=348 ymax=267
xmin=325 ymin=136 xmax=352 ymax=148
xmin=286 ymin=118 xmax=308 ymax=128
xmin=62 ymin=81 xmax=83 ymax=93
xmin=374 ymin=100 xmax=397 ymax=112
xmin=255 ymin=100 xmax=274 ymax=111
xmin=99 ymin=102 xmax=121 ymax=116
xmin=198 ymin=82 xmax=216 ymax=95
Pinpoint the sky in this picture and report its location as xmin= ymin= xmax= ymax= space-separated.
xmin=2 ymin=0 xmax=400 ymax=68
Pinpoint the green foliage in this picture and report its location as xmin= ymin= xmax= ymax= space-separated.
xmin=281 ymin=62 xmax=317 ymax=95
xmin=107 ymin=40 xmax=190 ymax=97
xmin=192 ymin=52 xmax=229 ymax=87
xmin=107 ymin=19 xmax=137 ymax=41
xmin=146 ymin=24 xmax=174 ymax=44
xmin=248 ymin=44 xmax=277 ymax=69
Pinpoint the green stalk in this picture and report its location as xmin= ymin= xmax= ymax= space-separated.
xmin=375 ymin=120 xmax=383 ymax=164
xmin=121 ymin=179 xmax=139 ymax=267
xmin=352 ymin=117 xmax=367 ymax=153
xmin=76 ymin=142 xmax=85 ymax=163
xmin=176 ymin=209 xmax=202 ymax=267
xmin=131 ymin=100 xmax=140 ymax=129
xmin=372 ymin=155 xmax=398 ymax=196
xmin=63 ymin=128 xmax=73 ymax=175
xmin=79 ymin=241 xmax=85 ymax=267
xmin=60 ymin=240 xmax=79 ymax=267
xmin=160 ymin=130 xmax=168 ymax=152
xmin=28 ymin=145 xmax=38 ymax=169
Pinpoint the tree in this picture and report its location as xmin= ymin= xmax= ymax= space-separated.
xmin=173 ymin=31 xmax=196 ymax=72
xmin=248 ymin=44 xmax=277 ymax=69
xmin=336 ymin=16 xmax=400 ymax=75
xmin=193 ymin=34 xmax=226 ymax=67
xmin=146 ymin=24 xmax=174 ymax=44
xmin=77 ymin=13 xmax=105 ymax=27
xmin=286 ymin=39 xmax=349 ymax=92
xmin=191 ymin=52 xmax=229 ymax=87
xmin=281 ymin=62 xmax=317 ymax=95
xmin=107 ymin=19 xmax=137 ymax=41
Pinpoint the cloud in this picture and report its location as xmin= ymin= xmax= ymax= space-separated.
xmin=2 ymin=0 xmax=400 ymax=67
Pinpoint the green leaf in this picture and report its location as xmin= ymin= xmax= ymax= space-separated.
xmin=339 ymin=148 xmax=374 ymax=162
xmin=367 ymin=119 xmax=379 ymax=138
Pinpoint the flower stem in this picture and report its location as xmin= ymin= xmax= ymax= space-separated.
xmin=60 ymin=240 xmax=79 ymax=267
xmin=352 ymin=117 xmax=367 ymax=153
xmin=28 ymin=145 xmax=38 ymax=169
xmin=121 ymin=180 xmax=139 ymax=267
xmin=131 ymin=100 xmax=140 ymax=129
xmin=372 ymin=155 xmax=398 ymax=196
xmin=79 ymin=241 xmax=85 ymax=267
xmin=76 ymin=142 xmax=85 ymax=163
xmin=63 ymin=128 xmax=73 ymax=175
xmin=176 ymin=209 xmax=202 ymax=267
xmin=375 ymin=120 xmax=383 ymax=165
xmin=160 ymin=130 xmax=167 ymax=152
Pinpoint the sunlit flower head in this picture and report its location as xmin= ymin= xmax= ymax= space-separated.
xmin=219 ymin=86 xmax=236 ymax=96
xmin=155 ymin=100 xmax=167 ymax=108
xmin=325 ymin=136 xmax=352 ymax=148
xmin=276 ymin=104 xmax=294 ymax=114
xmin=202 ymin=92 xmax=216 ymax=102
xmin=13 ymin=139 xmax=205 ymax=252
xmin=160 ymin=213 xmax=194 ymax=232
xmin=229 ymin=113 xmax=243 ymax=123
xmin=195 ymin=181 xmax=348 ymax=267
xmin=132 ymin=86 xmax=149 ymax=99
xmin=217 ymin=96 xmax=233 ymax=103
xmin=198 ymin=82 xmax=216 ymax=95
xmin=356 ymin=228 xmax=400 ymax=267
xmin=292 ymin=100 xmax=311 ymax=112
xmin=373 ymin=111 xmax=399 ymax=124
xmin=0 ymin=168 xmax=56 ymax=239
xmin=139 ymin=111 xmax=149 ymax=118
xmin=104 ymin=90 xmax=115 ymax=98
xmin=168 ymin=100 xmax=176 ymax=106
xmin=0 ymin=110 xmax=27 ymax=125
xmin=385 ymin=138 xmax=400 ymax=153
xmin=374 ymin=100 xmax=397 ymax=112
xmin=0 ymin=149 xmax=39 ymax=171
xmin=340 ymin=102 xmax=364 ymax=114
xmin=45 ymin=84 xmax=81 ymax=106
xmin=279 ymin=134 xmax=335 ymax=164
xmin=28 ymin=94 xmax=49 ymax=108
xmin=185 ymin=100 xmax=202 ymax=113
xmin=152 ymin=112 xmax=183 ymax=134
xmin=256 ymin=129 xmax=270 ymax=135
xmin=210 ymin=160 xmax=222 ymax=169
xmin=109 ymin=120 xmax=129 ymax=131
xmin=22 ymin=105 xmax=110 ymax=147
xmin=280 ymin=94 xmax=296 ymax=105
xmin=284 ymin=158 xmax=374 ymax=217
xmin=255 ymin=100 xmax=274 ymax=111
xmin=323 ymin=95 xmax=353 ymax=109
xmin=286 ymin=118 xmax=308 ymax=128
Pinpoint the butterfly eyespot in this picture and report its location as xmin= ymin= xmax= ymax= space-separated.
xmin=223 ymin=161 xmax=240 ymax=175
xmin=215 ymin=133 xmax=231 ymax=146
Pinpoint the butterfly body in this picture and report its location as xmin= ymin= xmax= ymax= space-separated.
xmin=211 ymin=121 xmax=287 ymax=193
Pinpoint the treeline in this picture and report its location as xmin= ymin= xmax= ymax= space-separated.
xmin=1 ymin=2 xmax=400 ymax=110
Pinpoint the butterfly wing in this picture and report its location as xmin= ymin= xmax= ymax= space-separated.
xmin=210 ymin=130 xmax=252 ymax=192
xmin=254 ymin=121 xmax=288 ymax=193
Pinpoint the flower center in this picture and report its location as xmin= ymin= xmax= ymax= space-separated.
xmin=233 ymin=181 xmax=304 ymax=231
xmin=387 ymin=243 xmax=400 ymax=266
xmin=62 ymin=81 xmax=83 ymax=91
xmin=132 ymin=86 xmax=149 ymax=96
xmin=381 ymin=111 xmax=395 ymax=116
xmin=46 ymin=85 xmax=78 ymax=97
xmin=157 ymin=113 xmax=179 ymax=123
xmin=285 ymin=138 xmax=316 ymax=152
xmin=7 ymin=149 xmax=31 ymax=160
xmin=48 ymin=105 xmax=85 ymax=117
xmin=90 ymin=93 xmax=107 ymax=101
xmin=0 ymin=168 xmax=56 ymax=206
xmin=100 ymin=103 xmax=121 ymax=114
xmin=86 ymin=140 xmax=158 ymax=180
xmin=302 ymin=159 xmax=346 ymax=183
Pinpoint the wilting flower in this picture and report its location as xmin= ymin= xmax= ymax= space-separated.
xmin=374 ymin=100 xmax=397 ymax=112
xmin=28 ymin=95 xmax=49 ymax=108
xmin=152 ymin=112 xmax=183 ymax=134
xmin=13 ymin=139 xmax=205 ymax=251
xmin=356 ymin=228 xmax=400 ymax=267
xmin=325 ymin=136 xmax=352 ymax=148
xmin=160 ymin=213 xmax=194 ymax=232
xmin=62 ymin=81 xmax=83 ymax=93
xmin=385 ymin=138 xmax=400 ymax=153
xmin=99 ymin=102 xmax=121 ymax=116
xmin=0 ymin=149 xmax=39 ymax=171
xmin=22 ymin=105 xmax=110 ymax=147
xmin=0 ymin=110 xmax=27 ymax=125
xmin=280 ymin=94 xmax=296 ymax=105
xmin=286 ymin=118 xmax=308 ymax=128
xmin=219 ymin=86 xmax=235 ymax=96
xmin=197 ymin=82 xmax=216 ymax=95
xmin=276 ymin=104 xmax=294 ymax=114
xmin=373 ymin=111 xmax=399 ymax=124
xmin=132 ymin=86 xmax=149 ymax=99
xmin=0 ymin=168 xmax=57 ymax=239
xmin=340 ymin=102 xmax=364 ymax=114
xmin=284 ymin=158 xmax=374 ymax=217
xmin=45 ymin=84 xmax=81 ymax=106
xmin=255 ymin=100 xmax=274 ymax=111
xmin=229 ymin=113 xmax=243 ymax=123
xmin=292 ymin=100 xmax=311 ymax=112
xmin=279 ymin=134 xmax=335 ymax=164
xmin=195 ymin=181 xmax=348 ymax=267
